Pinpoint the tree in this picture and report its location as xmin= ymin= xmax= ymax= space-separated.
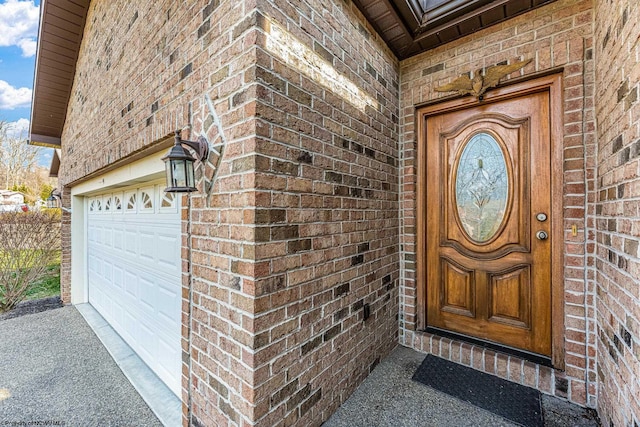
xmin=40 ymin=183 xmax=54 ymax=201
xmin=0 ymin=121 xmax=56 ymax=203
xmin=0 ymin=121 xmax=41 ymax=190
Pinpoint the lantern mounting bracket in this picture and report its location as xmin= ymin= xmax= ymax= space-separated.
xmin=175 ymin=130 xmax=209 ymax=162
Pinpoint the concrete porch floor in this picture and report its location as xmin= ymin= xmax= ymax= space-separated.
xmin=325 ymin=345 xmax=599 ymax=427
xmin=0 ymin=306 xmax=598 ymax=427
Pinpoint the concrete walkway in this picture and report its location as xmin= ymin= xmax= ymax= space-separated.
xmin=325 ymin=346 xmax=599 ymax=427
xmin=0 ymin=306 xmax=161 ymax=427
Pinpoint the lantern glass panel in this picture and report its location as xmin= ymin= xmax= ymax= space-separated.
xmin=186 ymin=160 xmax=195 ymax=188
xmin=172 ymin=159 xmax=188 ymax=188
xmin=165 ymin=161 xmax=173 ymax=189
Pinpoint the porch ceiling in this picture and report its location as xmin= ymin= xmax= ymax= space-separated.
xmin=352 ymin=0 xmax=558 ymax=59
xmin=29 ymin=0 xmax=90 ymax=148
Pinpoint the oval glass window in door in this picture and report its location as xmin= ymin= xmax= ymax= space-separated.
xmin=454 ymin=132 xmax=509 ymax=242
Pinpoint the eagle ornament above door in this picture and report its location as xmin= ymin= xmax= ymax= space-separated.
xmin=435 ymin=59 xmax=532 ymax=100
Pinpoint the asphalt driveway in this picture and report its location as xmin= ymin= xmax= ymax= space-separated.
xmin=0 ymin=306 xmax=161 ymax=426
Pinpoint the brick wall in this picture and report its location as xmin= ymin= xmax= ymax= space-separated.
xmin=60 ymin=0 xmax=399 ymax=425
xmin=249 ymin=1 xmax=400 ymax=425
xmin=59 ymin=189 xmax=71 ymax=303
xmin=593 ymin=0 xmax=640 ymax=425
xmin=56 ymin=0 xmax=640 ymax=424
xmin=399 ymin=0 xmax=597 ymax=407
xmin=59 ymin=1 xmax=260 ymax=425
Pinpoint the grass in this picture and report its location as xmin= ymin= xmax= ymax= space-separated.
xmin=24 ymin=262 xmax=61 ymax=301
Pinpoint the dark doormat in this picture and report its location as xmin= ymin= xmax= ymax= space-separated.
xmin=412 ymin=355 xmax=543 ymax=427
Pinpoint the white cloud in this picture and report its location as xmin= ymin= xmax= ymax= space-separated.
xmin=17 ymin=38 xmax=36 ymax=56
xmin=0 ymin=80 xmax=31 ymax=109
xmin=0 ymin=0 xmax=39 ymax=57
xmin=4 ymin=118 xmax=29 ymax=138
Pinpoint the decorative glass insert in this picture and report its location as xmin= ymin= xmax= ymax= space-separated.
xmin=89 ymin=199 xmax=97 ymax=212
xmin=104 ymin=197 xmax=112 ymax=212
xmin=161 ymin=192 xmax=175 ymax=208
xmin=114 ymin=196 xmax=122 ymax=211
xmin=127 ymin=193 xmax=137 ymax=211
xmin=96 ymin=199 xmax=102 ymax=211
xmin=140 ymin=191 xmax=153 ymax=210
xmin=455 ymin=132 xmax=509 ymax=242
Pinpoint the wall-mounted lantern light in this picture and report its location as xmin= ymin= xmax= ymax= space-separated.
xmin=46 ymin=188 xmax=71 ymax=213
xmin=46 ymin=188 xmax=61 ymax=209
xmin=162 ymin=130 xmax=209 ymax=193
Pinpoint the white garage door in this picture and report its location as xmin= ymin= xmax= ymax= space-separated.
xmin=87 ymin=183 xmax=182 ymax=396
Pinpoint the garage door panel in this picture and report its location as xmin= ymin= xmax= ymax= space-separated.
xmin=96 ymin=227 xmax=104 ymax=246
xmin=138 ymin=320 xmax=155 ymax=354
xmin=88 ymin=254 xmax=97 ymax=275
xmin=125 ymin=231 xmax=137 ymax=256
xmin=113 ymin=228 xmax=124 ymax=250
xmin=157 ymin=283 xmax=180 ymax=324
xmin=139 ymin=276 xmax=156 ymax=311
xmin=122 ymin=310 xmax=138 ymax=343
xmin=103 ymin=227 xmax=113 ymax=248
xmin=103 ymin=261 xmax=112 ymax=283
xmin=156 ymin=338 xmax=179 ymax=376
xmin=88 ymin=184 xmax=182 ymax=396
xmin=112 ymin=300 xmax=123 ymax=329
xmin=158 ymin=235 xmax=181 ymax=269
xmin=113 ymin=266 xmax=124 ymax=290
xmin=96 ymin=246 xmax=180 ymax=285
xmin=124 ymin=270 xmax=137 ymax=299
xmin=89 ymin=279 xmax=103 ymax=308
xmin=95 ymin=257 xmax=103 ymax=277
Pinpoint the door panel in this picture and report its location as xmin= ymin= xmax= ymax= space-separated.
xmin=440 ymin=258 xmax=475 ymax=317
xmin=488 ymin=265 xmax=531 ymax=328
xmin=425 ymin=92 xmax=551 ymax=356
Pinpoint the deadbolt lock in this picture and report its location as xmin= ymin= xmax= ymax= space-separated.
xmin=536 ymin=213 xmax=548 ymax=222
xmin=536 ymin=230 xmax=549 ymax=240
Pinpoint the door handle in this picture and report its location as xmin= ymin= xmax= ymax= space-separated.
xmin=536 ymin=231 xmax=548 ymax=240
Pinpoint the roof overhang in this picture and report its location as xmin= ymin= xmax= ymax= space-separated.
xmin=49 ymin=149 xmax=61 ymax=178
xmin=26 ymin=0 xmax=558 ymax=151
xmin=28 ymin=0 xmax=90 ymax=148
xmin=352 ymin=0 xmax=558 ymax=59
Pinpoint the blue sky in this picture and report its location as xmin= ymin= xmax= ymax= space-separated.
xmin=0 ymin=0 xmax=47 ymax=164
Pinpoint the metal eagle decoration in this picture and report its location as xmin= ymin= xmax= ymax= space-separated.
xmin=435 ymin=59 xmax=532 ymax=101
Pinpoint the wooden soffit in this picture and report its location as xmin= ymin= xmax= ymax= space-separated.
xmin=352 ymin=0 xmax=557 ymax=59
xmin=29 ymin=0 xmax=90 ymax=148
xmin=49 ymin=149 xmax=61 ymax=177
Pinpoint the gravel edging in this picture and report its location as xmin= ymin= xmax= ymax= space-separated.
xmin=0 ymin=296 xmax=63 ymax=321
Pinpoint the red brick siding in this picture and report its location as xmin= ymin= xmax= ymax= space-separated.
xmin=249 ymin=1 xmax=400 ymax=425
xmin=61 ymin=0 xmax=399 ymax=425
xmin=594 ymin=0 xmax=640 ymax=425
xmin=399 ymin=0 xmax=597 ymax=407
xmin=59 ymin=1 xmax=259 ymax=425
xmin=59 ymin=189 xmax=71 ymax=304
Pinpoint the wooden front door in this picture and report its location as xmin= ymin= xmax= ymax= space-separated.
xmin=421 ymin=87 xmax=554 ymax=357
